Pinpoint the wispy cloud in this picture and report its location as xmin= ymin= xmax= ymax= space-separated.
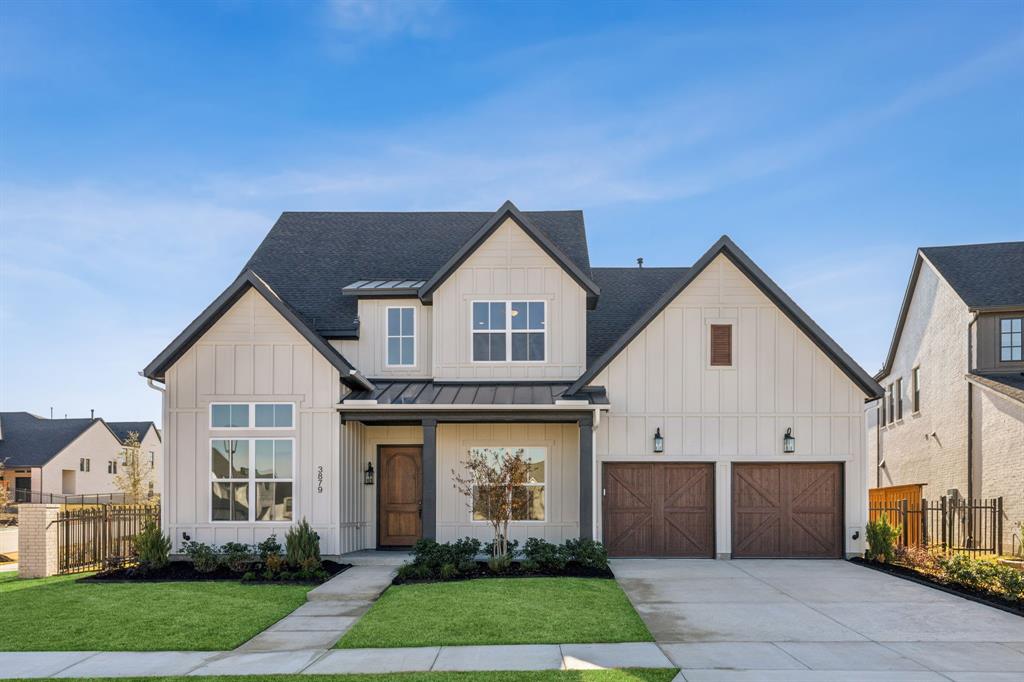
xmin=326 ymin=0 xmax=451 ymax=40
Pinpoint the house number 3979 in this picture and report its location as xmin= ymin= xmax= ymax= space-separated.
xmin=316 ymin=466 xmax=324 ymax=493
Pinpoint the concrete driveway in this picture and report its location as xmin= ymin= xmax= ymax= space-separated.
xmin=612 ymin=558 xmax=1024 ymax=681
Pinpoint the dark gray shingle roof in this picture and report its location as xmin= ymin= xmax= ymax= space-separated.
xmin=0 ymin=413 xmax=102 ymax=467
xmin=107 ymin=421 xmax=157 ymax=444
xmin=587 ymin=267 xmax=689 ymax=366
xmin=921 ymin=242 xmax=1024 ymax=309
xmin=245 ymin=211 xmax=591 ymax=336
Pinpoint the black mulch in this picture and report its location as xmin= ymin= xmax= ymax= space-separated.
xmin=849 ymin=557 xmax=1023 ymax=616
xmin=392 ymin=560 xmax=613 ymax=585
xmin=84 ymin=560 xmax=351 ymax=584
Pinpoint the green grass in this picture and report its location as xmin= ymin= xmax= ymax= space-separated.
xmin=7 ymin=672 xmax=677 ymax=682
xmin=0 ymin=572 xmax=310 ymax=651
xmin=338 ymin=578 xmax=653 ymax=649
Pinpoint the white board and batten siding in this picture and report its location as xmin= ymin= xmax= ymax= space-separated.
xmin=590 ymin=255 xmax=868 ymax=555
xmin=432 ymin=218 xmax=587 ymax=380
xmin=164 ymin=289 xmax=363 ymax=555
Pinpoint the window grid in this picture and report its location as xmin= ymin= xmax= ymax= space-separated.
xmin=469 ymin=446 xmax=546 ymax=522
xmin=1001 ymin=318 xmax=1022 ymax=362
xmin=386 ymin=306 xmax=416 ymax=367
xmin=471 ymin=301 xmax=546 ymax=363
xmin=210 ymin=403 xmax=295 ymax=430
xmin=912 ymin=367 xmax=921 ymax=413
xmin=210 ymin=438 xmax=294 ymax=523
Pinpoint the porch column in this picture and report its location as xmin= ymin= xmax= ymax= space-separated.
xmin=579 ymin=414 xmax=594 ymax=540
xmin=421 ymin=418 xmax=437 ymax=540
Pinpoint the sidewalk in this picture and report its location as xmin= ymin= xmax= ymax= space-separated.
xmin=0 ymin=642 xmax=675 ymax=678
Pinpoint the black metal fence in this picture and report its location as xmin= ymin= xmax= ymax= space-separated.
xmin=56 ymin=504 xmax=160 ymax=574
xmin=15 ymin=490 xmax=132 ymax=505
xmin=870 ymin=496 xmax=1004 ymax=557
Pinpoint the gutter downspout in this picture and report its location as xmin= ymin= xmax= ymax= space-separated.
xmin=966 ymin=313 xmax=978 ymax=502
xmin=141 ymin=373 xmax=167 ymax=537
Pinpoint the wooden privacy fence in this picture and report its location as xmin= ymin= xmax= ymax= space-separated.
xmin=869 ymin=484 xmax=924 ymax=546
xmin=869 ymin=494 xmax=1004 ymax=557
xmin=56 ymin=504 xmax=160 ymax=574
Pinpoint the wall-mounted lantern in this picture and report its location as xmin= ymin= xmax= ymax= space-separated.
xmin=653 ymin=428 xmax=664 ymax=453
xmin=363 ymin=462 xmax=375 ymax=485
xmin=783 ymin=427 xmax=796 ymax=454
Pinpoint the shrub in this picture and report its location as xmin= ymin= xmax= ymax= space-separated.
xmin=134 ymin=520 xmax=171 ymax=572
xmin=396 ymin=563 xmax=418 ymax=581
xmin=937 ymin=554 xmax=1000 ymax=591
xmin=286 ymin=518 xmax=321 ymax=567
xmin=995 ymin=564 xmax=1024 ymax=602
xmin=411 ymin=537 xmax=481 ymax=573
xmin=487 ymin=553 xmax=512 ymax=574
xmin=865 ymin=516 xmax=900 ymax=563
xmin=894 ymin=544 xmax=938 ymax=571
xmin=439 ymin=562 xmax=459 ymax=580
xmin=257 ymin=535 xmax=283 ymax=561
xmin=564 ymin=538 xmax=609 ymax=570
xmin=523 ymin=538 xmax=569 ymax=572
xmin=183 ymin=540 xmax=220 ymax=573
xmin=221 ymin=542 xmax=257 ymax=573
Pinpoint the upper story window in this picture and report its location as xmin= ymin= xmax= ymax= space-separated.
xmin=912 ymin=367 xmax=921 ymax=413
xmin=472 ymin=301 xmax=546 ymax=362
xmin=107 ymin=460 xmax=117 ymax=475
xmin=386 ymin=307 xmax=416 ymax=367
xmin=887 ymin=384 xmax=895 ymax=425
xmin=79 ymin=458 xmax=90 ymax=472
xmin=709 ymin=323 xmax=733 ymax=367
xmin=895 ymin=378 xmax=903 ymax=420
xmin=1001 ymin=318 xmax=1022 ymax=361
xmin=211 ymin=403 xmax=294 ymax=430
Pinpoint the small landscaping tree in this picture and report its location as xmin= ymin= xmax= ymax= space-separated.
xmin=0 ymin=457 xmax=10 ymax=510
xmin=452 ymin=447 xmax=529 ymax=560
xmin=865 ymin=514 xmax=901 ymax=563
xmin=114 ymin=431 xmax=154 ymax=504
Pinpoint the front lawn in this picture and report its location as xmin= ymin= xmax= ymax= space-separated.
xmin=0 ymin=572 xmax=310 ymax=651
xmin=7 ymin=672 xmax=676 ymax=682
xmin=338 ymin=578 xmax=652 ymax=648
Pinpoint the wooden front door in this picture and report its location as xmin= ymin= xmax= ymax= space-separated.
xmin=603 ymin=463 xmax=715 ymax=557
xmin=378 ymin=446 xmax=423 ymax=547
xmin=732 ymin=463 xmax=843 ymax=559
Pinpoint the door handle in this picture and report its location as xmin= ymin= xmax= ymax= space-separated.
xmin=418 ymin=502 xmax=423 ymax=518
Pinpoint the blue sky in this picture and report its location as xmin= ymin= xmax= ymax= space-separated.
xmin=1 ymin=0 xmax=1022 ymax=423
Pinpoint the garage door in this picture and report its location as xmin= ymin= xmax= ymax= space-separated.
xmin=732 ymin=463 xmax=843 ymax=559
xmin=603 ymin=463 xmax=714 ymax=557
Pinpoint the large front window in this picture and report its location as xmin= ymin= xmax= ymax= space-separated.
xmin=1001 ymin=318 xmax=1022 ymax=361
xmin=211 ymin=439 xmax=293 ymax=522
xmin=470 ymin=446 xmax=546 ymax=521
xmin=472 ymin=301 xmax=546 ymax=362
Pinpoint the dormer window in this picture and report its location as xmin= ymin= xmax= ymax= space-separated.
xmin=1001 ymin=318 xmax=1022 ymax=361
xmin=472 ymin=301 xmax=546 ymax=362
xmin=386 ymin=307 xmax=416 ymax=367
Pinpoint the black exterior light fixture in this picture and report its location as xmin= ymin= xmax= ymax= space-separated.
xmin=364 ymin=462 xmax=375 ymax=485
xmin=653 ymin=428 xmax=664 ymax=453
xmin=783 ymin=427 xmax=796 ymax=454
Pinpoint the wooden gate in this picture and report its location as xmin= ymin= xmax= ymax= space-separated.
xmin=869 ymin=484 xmax=924 ymax=547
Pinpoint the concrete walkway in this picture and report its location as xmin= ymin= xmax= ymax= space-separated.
xmin=235 ymin=551 xmax=402 ymax=652
xmin=612 ymin=558 xmax=1024 ymax=681
xmin=0 ymin=642 xmax=674 ymax=678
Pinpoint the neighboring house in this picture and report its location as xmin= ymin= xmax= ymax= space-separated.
xmin=144 ymin=201 xmax=881 ymax=559
xmin=0 ymin=412 xmax=162 ymax=500
xmin=107 ymin=421 xmax=163 ymax=500
xmin=869 ymin=241 xmax=1024 ymax=551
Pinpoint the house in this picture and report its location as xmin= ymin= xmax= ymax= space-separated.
xmin=0 ymin=412 xmax=161 ymax=501
xmin=107 ymin=421 xmax=164 ymax=500
xmin=869 ymin=241 xmax=1024 ymax=551
xmin=144 ymin=201 xmax=881 ymax=559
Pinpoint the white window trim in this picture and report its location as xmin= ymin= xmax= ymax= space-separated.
xmin=208 ymin=437 xmax=296 ymax=524
xmin=467 ymin=445 xmax=548 ymax=524
xmin=209 ymin=402 xmax=296 ymax=431
xmin=999 ymin=316 xmax=1023 ymax=363
xmin=384 ymin=305 xmax=417 ymax=368
xmin=705 ymin=318 xmax=737 ymax=370
xmin=470 ymin=300 xmax=548 ymax=364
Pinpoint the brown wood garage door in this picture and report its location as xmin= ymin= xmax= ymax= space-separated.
xmin=732 ymin=463 xmax=843 ymax=559
xmin=603 ymin=463 xmax=714 ymax=557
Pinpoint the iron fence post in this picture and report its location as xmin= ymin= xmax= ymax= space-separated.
xmin=940 ymin=496 xmax=948 ymax=553
xmin=997 ymin=497 xmax=1004 ymax=556
xmin=920 ymin=498 xmax=928 ymax=548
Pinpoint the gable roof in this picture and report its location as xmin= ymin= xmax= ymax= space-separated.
xmin=587 ymin=267 xmax=689 ymax=367
xmin=568 ymin=236 xmax=882 ymax=399
xmin=0 ymin=413 xmax=108 ymax=467
xmin=107 ymin=421 xmax=159 ymax=444
xmin=143 ymin=270 xmax=372 ymax=389
xmin=877 ymin=241 xmax=1024 ymax=380
xmin=418 ymin=201 xmax=601 ymax=307
xmin=920 ymin=242 xmax=1024 ymax=310
xmin=245 ymin=204 xmax=594 ymax=337
xmin=967 ymin=371 xmax=1024 ymax=405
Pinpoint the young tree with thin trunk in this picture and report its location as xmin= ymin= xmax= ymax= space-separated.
xmin=114 ymin=432 xmax=154 ymax=504
xmin=0 ymin=458 xmax=10 ymax=511
xmin=452 ymin=447 xmax=529 ymax=559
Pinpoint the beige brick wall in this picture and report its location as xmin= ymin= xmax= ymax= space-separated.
xmin=17 ymin=504 xmax=60 ymax=578
xmin=972 ymin=386 xmax=1024 ymax=553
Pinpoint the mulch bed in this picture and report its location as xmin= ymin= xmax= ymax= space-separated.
xmin=84 ymin=559 xmax=351 ymax=584
xmin=392 ymin=561 xmax=613 ymax=585
xmin=849 ymin=557 xmax=1023 ymax=616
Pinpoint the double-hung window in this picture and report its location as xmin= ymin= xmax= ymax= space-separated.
xmin=107 ymin=460 xmax=117 ymax=475
xmin=912 ymin=367 xmax=921 ymax=413
xmin=887 ymin=385 xmax=895 ymax=425
xmin=1001 ymin=318 xmax=1022 ymax=362
xmin=469 ymin=446 xmax=546 ymax=521
xmin=895 ymin=378 xmax=903 ymax=421
xmin=211 ymin=439 xmax=293 ymax=522
xmin=386 ymin=306 xmax=416 ymax=367
xmin=472 ymin=301 xmax=546 ymax=362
